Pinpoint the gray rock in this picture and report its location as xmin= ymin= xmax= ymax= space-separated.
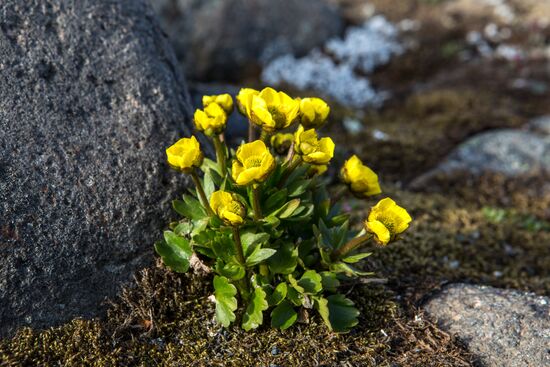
xmin=423 ymin=284 xmax=550 ymax=367
xmin=0 ymin=0 xmax=192 ymax=336
xmin=411 ymin=128 xmax=550 ymax=187
xmin=153 ymin=0 xmax=343 ymax=81
xmin=529 ymin=115 xmax=550 ymax=136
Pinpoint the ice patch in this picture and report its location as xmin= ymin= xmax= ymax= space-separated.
xmin=261 ymin=16 xmax=403 ymax=108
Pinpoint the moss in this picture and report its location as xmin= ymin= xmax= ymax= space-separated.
xmin=0 ymin=265 xmax=472 ymax=366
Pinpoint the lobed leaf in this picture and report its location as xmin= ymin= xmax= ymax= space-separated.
xmin=213 ymin=276 xmax=238 ymax=327
xmin=242 ymin=287 xmax=268 ymax=331
xmin=270 ymin=300 xmax=298 ymax=330
xmin=154 ymin=231 xmax=192 ymax=273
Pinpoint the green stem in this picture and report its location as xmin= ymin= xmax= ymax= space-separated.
xmin=190 ymin=169 xmax=215 ymax=216
xmin=248 ymin=121 xmax=256 ymax=142
xmin=277 ymin=156 xmax=302 ymax=188
xmin=213 ymin=134 xmax=226 ymax=174
xmin=330 ymin=233 xmax=372 ymax=261
xmin=252 ymin=185 xmax=263 ymax=221
xmin=232 ymin=226 xmax=250 ymax=299
xmin=232 ymin=227 xmax=247 ymax=266
xmin=259 ymin=130 xmax=271 ymax=143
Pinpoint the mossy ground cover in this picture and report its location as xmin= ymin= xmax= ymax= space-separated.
xmin=2 ymin=171 xmax=547 ymax=366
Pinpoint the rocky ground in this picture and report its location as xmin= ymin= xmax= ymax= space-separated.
xmin=1 ymin=0 xmax=549 ymax=366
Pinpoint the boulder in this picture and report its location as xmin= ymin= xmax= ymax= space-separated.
xmin=411 ymin=125 xmax=550 ymax=188
xmin=423 ymin=283 xmax=550 ymax=367
xmin=0 ymin=0 xmax=192 ymax=336
xmin=153 ymin=0 xmax=343 ymax=81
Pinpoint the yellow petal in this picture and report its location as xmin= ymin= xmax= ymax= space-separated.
xmin=236 ymin=167 xmax=262 ymax=185
xmin=366 ymin=220 xmax=391 ymax=245
xmin=236 ymin=140 xmax=269 ymax=165
xmin=259 ymin=87 xmax=280 ymax=106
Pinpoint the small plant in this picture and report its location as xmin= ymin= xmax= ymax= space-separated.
xmin=155 ymin=87 xmax=412 ymax=332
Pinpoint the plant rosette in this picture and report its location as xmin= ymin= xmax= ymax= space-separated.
xmin=155 ymin=88 xmax=412 ymax=333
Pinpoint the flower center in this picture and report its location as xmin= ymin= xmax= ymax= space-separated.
xmin=268 ymin=106 xmax=286 ymax=128
xmin=245 ymin=156 xmax=263 ymax=168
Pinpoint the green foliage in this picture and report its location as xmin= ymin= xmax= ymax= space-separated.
xmin=213 ymin=276 xmax=238 ymax=327
xmin=154 ymin=89 xmax=410 ymax=332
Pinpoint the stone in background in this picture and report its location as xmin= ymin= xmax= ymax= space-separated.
xmin=151 ymin=0 xmax=343 ymax=81
xmin=423 ymin=283 xmax=550 ymax=367
xmin=0 ymin=0 xmax=192 ymax=336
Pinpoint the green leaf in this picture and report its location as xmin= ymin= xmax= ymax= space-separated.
xmin=297 ymin=270 xmax=323 ymax=295
xmin=173 ymin=221 xmax=193 ymax=236
xmin=200 ymin=157 xmax=220 ymax=176
xmin=270 ymin=300 xmax=298 ymax=330
xmin=240 ymin=231 xmax=270 ymax=257
xmin=320 ymin=272 xmax=340 ymax=292
xmin=267 ymin=242 xmax=298 ymax=274
xmin=315 ymin=294 xmax=359 ymax=333
xmin=330 ymin=262 xmax=374 ymax=276
xmin=173 ymin=195 xmax=207 ymax=220
xmin=242 ymin=287 xmax=268 ymax=331
xmin=216 ymin=260 xmax=245 ymax=280
xmin=213 ymin=276 xmax=238 ymax=327
xmin=273 ymin=199 xmax=301 ymax=219
xmin=264 ymin=189 xmax=288 ymax=213
xmin=268 ymin=282 xmax=288 ymax=306
xmin=286 ymin=286 xmax=303 ymax=306
xmin=246 ymin=247 xmax=277 ymax=267
xmin=154 ymin=231 xmax=192 ymax=273
xmin=287 ymin=179 xmax=310 ymax=197
xmin=342 ymin=252 xmax=372 ymax=263
xmin=203 ymin=169 xmax=216 ymax=199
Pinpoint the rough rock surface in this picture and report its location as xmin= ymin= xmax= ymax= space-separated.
xmin=411 ymin=124 xmax=550 ymax=187
xmin=0 ymin=0 xmax=192 ymax=336
xmin=423 ymin=283 xmax=550 ymax=367
xmin=153 ymin=0 xmax=343 ymax=81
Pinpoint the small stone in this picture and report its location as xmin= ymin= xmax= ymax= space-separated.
xmin=423 ymin=283 xmax=550 ymax=367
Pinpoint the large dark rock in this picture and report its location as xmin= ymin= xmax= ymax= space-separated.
xmin=423 ymin=284 xmax=550 ymax=367
xmin=0 ymin=0 xmax=192 ymax=336
xmin=153 ymin=0 xmax=343 ymax=81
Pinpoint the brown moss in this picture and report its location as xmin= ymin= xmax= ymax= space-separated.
xmin=0 ymin=264 xmax=473 ymax=366
xmin=329 ymin=88 xmax=524 ymax=182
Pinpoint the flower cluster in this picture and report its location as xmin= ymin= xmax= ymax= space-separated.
xmin=156 ymin=87 xmax=412 ymax=332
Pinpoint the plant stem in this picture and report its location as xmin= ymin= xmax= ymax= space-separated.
xmin=212 ymin=134 xmax=226 ymax=174
xmin=331 ymin=185 xmax=348 ymax=204
xmin=190 ymin=169 xmax=215 ymax=216
xmin=259 ymin=130 xmax=271 ymax=143
xmin=231 ymin=227 xmax=247 ymax=266
xmin=248 ymin=121 xmax=255 ymax=142
xmin=330 ymin=233 xmax=372 ymax=261
xmin=252 ymin=185 xmax=263 ymax=220
xmin=232 ymin=226 xmax=250 ymax=299
xmin=278 ymin=156 xmax=302 ymax=188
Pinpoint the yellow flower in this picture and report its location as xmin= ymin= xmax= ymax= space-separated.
xmin=194 ymin=103 xmax=227 ymax=136
xmin=300 ymin=97 xmax=330 ymax=129
xmin=309 ymin=164 xmax=328 ymax=176
xmin=341 ymin=155 xmax=381 ymax=197
xmin=270 ymin=133 xmax=294 ymax=155
xmin=210 ymin=190 xmax=246 ymax=226
xmin=203 ymin=94 xmax=234 ymax=114
xmin=236 ymin=88 xmax=259 ymax=116
xmin=365 ymin=198 xmax=412 ymax=245
xmin=166 ymin=136 xmax=203 ymax=172
xmin=246 ymin=87 xmax=300 ymax=132
xmin=294 ymin=125 xmax=335 ymax=165
xmin=232 ymin=140 xmax=276 ymax=186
